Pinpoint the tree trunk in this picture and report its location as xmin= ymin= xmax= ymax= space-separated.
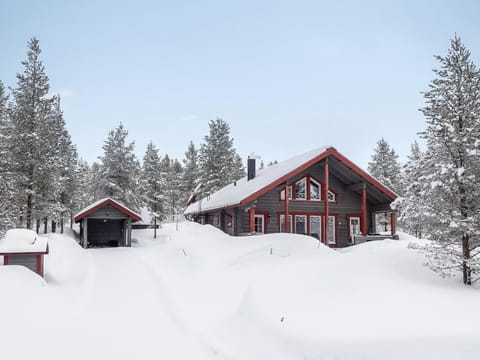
xmin=26 ymin=193 xmax=32 ymax=229
xmin=36 ymin=219 xmax=40 ymax=234
xmin=51 ymin=220 xmax=56 ymax=233
xmin=462 ymin=233 xmax=472 ymax=285
xmin=44 ymin=217 xmax=48 ymax=234
xmin=60 ymin=216 xmax=64 ymax=234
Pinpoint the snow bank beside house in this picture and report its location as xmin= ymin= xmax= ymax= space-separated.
xmin=1 ymin=223 xmax=480 ymax=359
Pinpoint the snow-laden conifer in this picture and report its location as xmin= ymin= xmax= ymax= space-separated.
xmin=182 ymin=141 xmax=199 ymax=201
xmin=99 ymin=123 xmax=142 ymax=211
xmin=367 ymin=137 xmax=402 ymax=194
xmin=199 ymin=118 xmax=245 ymax=195
xmin=140 ymin=142 xmax=165 ymax=223
xmin=416 ymin=35 xmax=480 ymax=285
xmin=9 ymin=38 xmax=54 ymax=229
xmin=0 ymin=81 xmax=16 ymax=236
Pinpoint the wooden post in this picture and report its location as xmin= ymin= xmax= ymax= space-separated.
xmin=324 ymin=159 xmax=329 ymax=244
xmin=285 ymin=185 xmax=290 ymax=233
xmin=83 ymin=218 xmax=88 ymax=248
xmin=249 ymin=208 xmax=256 ymax=233
xmin=390 ymin=212 xmax=396 ymax=237
xmin=361 ymin=184 xmax=367 ymax=236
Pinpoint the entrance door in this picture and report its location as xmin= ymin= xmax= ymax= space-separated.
xmin=254 ymin=214 xmax=265 ymax=233
xmin=349 ymin=217 xmax=361 ymax=244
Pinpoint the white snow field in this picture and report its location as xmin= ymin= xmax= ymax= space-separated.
xmin=1 ymin=222 xmax=480 ymax=360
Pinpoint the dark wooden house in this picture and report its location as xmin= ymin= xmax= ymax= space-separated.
xmin=184 ymin=147 xmax=398 ymax=247
xmin=74 ymin=198 xmax=142 ymax=248
xmin=0 ymin=229 xmax=49 ymax=277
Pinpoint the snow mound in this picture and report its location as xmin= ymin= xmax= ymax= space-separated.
xmin=0 ymin=228 xmax=48 ymax=253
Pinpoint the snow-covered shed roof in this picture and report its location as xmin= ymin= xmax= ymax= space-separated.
xmin=0 ymin=229 xmax=49 ymax=254
xmin=184 ymin=146 xmax=397 ymax=215
xmin=74 ymin=198 xmax=142 ymax=223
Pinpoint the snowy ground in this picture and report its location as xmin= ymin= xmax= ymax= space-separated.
xmin=1 ymin=222 xmax=480 ymax=359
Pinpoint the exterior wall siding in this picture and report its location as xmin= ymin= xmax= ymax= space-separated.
xmin=237 ymin=165 xmax=377 ymax=247
xmin=7 ymin=255 xmax=38 ymax=273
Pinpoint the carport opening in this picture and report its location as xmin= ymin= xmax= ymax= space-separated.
xmin=87 ymin=219 xmax=124 ymax=247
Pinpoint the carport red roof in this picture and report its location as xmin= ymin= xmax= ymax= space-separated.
xmin=74 ymin=198 xmax=142 ymax=223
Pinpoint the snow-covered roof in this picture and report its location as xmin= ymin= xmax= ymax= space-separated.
xmin=0 ymin=229 xmax=49 ymax=254
xmin=185 ymin=146 xmax=332 ymax=215
xmin=184 ymin=146 xmax=398 ymax=216
xmin=74 ymin=198 xmax=142 ymax=223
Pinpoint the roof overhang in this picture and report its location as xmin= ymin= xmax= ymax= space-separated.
xmin=74 ymin=198 xmax=142 ymax=223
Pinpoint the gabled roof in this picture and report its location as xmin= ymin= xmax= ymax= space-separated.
xmin=74 ymin=198 xmax=142 ymax=223
xmin=184 ymin=146 xmax=397 ymax=215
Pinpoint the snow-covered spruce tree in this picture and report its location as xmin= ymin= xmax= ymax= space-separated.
xmin=394 ymin=141 xmax=428 ymax=238
xmin=88 ymin=162 xmax=105 ymax=202
xmin=49 ymin=96 xmax=78 ymax=230
xmin=140 ymin=142 xmax=165 ymax=222
xmin=160 ymin=155 xmax=184 ymax=219
xmin=182 ymin=140 xmax=199 ymax=202
xmin=9 ymin=38 xmax=54 ymax=229
xmin=0 ymin=81 xmax=16 ymax=236
xmin=418 ymin=35 xmax=480 ymax=285
xmin=199 ymin=118 xmax=245 ymax=195
xmin=72 ymin=159 xmax=94 ymax=212
xmin=99 ymin=123 xmax=142 ymax=211
xmin=367 ymin=137 xmax=402 ymax=194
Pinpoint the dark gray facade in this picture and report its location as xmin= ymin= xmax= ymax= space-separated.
xmin=193 ymin=153 xmax=396 ymax=248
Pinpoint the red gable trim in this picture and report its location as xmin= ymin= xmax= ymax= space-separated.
xmin=74 ymin=199 xmax=142 ymax=223
xmin=240 ymin=147 xmax=397 ymax=207
xmin=331 ymin=149 xmax=398 ymax=200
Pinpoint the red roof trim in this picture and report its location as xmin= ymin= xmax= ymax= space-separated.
xmin=74 ymin=199 xmax=142 ymax=223
xmin=241 ymin=147 xmax=397 ymax=206
xmin=331 ymin=150 xmax=398 ymax=200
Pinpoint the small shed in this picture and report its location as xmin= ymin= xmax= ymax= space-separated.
xmin=74 ymin=198 xmax=142 ymax=248
xmin=0 ymin=229 xmax=49 ymax=277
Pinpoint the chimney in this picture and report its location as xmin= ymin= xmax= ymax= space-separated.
xmin=247 ymin=157 xmax=256 ymax=180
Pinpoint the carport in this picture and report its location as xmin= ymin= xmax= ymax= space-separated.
xmin=74 ymin=198 xmax=142 ymax=248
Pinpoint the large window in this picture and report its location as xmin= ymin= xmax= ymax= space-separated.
xmin=279 ymin=214 xmax=293 ymax=233
xmin=328 ymin=190 xmax=336 ymax=202
xmin=295 ymin=215 xmax=307 ymax=234
xmin=327 ymin=216 xmax=336 ymax=244
xmin=279 ymin=175 xmax=335 ymax=202
xmin=309 ymin=216 xmax=321 ymax=240
xmin=310 ymin=178 xmax=321 ymax=200
xmin=295 ymin=178 xmax=306 ymax=200
xmin=280 ymin=185 xmax=292 ymax=201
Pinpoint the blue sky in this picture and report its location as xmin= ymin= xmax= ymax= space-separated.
xmin=1 ymin=0 xmax=479 ymax=169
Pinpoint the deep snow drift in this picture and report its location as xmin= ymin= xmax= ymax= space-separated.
xmin=1 ymin=222 xmax=480 ymax=360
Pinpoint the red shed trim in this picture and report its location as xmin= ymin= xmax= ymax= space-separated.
xmin=74 ymin=198 xmax=142 ymax=223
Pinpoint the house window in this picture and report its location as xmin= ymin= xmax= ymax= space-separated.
xmin=309 ymin=215 xmax=321 ymax=240
xmin=327 ymin=216 xmax=336 ymax=244
xmin=310 ymin=178 xmax=321 ymax=200
xmin=212 ymin=215 xmax=220 ymax=226
xmin=280 ymin=185 xmax=292 ymax=201
xmin=254 ymin=215 xmax=265 ymax=233
xmin=328 ymin=190 xmax=336 ymax=202
xmin=279 ymin=215 xmax=292 ymax=233
xmin=295 ymin=178 xmax=306 ymax=200
xmin=295 ymin=215 xmax=307 ymax=234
